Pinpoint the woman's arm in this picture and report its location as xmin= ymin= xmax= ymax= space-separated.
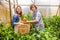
xmin=12 ymin=15 xmax=19 ymax=25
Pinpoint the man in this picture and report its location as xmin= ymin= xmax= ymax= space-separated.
xmin=29 ymin=4 xmax=44 ymax=30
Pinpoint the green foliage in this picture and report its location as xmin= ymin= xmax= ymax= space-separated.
xmin=22 ymin=12 xmax=32 ymax=21
xmin=26 ymin=12 xmax=33 ymax=21
xmin=0 ymin=14 xmax=60 ymax=40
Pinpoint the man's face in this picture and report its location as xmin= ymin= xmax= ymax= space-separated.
xmin=31 ymin=6 xmax=36 ymax=12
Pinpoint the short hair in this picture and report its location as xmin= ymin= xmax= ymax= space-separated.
xmin=30 ymin=4 xmax=37 ymax=10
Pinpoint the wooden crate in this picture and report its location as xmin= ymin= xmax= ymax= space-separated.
xmin=17 ymin=24 xmax=30 ymax=34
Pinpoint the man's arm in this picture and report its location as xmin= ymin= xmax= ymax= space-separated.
xmin=26 ymin=11 xmax=41 ymax=23
xmin=26 ymin=20 xmax=38 ymax=23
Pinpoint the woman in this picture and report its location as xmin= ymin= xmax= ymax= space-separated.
xmin=12 ymin=6 xmax=22 ymax=32
xmin=29 ymin=4 xmax=44 ymax=30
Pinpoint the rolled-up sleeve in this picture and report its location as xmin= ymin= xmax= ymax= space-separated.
xmin=35 ymin=11 xmax=41 ymax=22
xmin=13 ymin=16 xmax=17 ymax=25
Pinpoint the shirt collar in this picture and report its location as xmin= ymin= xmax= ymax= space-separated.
xmin=33 ymin=10 xmax=37 ymax=13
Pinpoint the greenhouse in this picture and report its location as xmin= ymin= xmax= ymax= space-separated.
xmin=0 ymin=0 xmax=60 ymax=40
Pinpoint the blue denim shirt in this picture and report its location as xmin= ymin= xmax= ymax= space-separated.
xmin=12 ymin=14 xmax=19 ymax=26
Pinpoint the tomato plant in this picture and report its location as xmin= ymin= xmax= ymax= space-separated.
xmin=0 ymin=14 xmax=60 ymax=40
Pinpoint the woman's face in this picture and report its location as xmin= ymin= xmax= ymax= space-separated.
xmin=31 ymin=6 xmax=36 ymax=12
xmin=16 ymin=7 xmax=22 ymax=14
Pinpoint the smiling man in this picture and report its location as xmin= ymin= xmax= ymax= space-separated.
xmin=29 ymin=4 xmax=44 ymax=30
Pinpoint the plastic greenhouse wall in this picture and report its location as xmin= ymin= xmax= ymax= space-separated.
xmin=0 ymin=0 xmax=60 ymax=23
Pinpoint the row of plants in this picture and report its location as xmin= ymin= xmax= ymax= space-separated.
xmin=0 ymin=13 xmax=60 ymax=40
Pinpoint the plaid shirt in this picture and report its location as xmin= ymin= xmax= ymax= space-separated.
xmin=32 ymin=10 xmax=44 ymax=30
